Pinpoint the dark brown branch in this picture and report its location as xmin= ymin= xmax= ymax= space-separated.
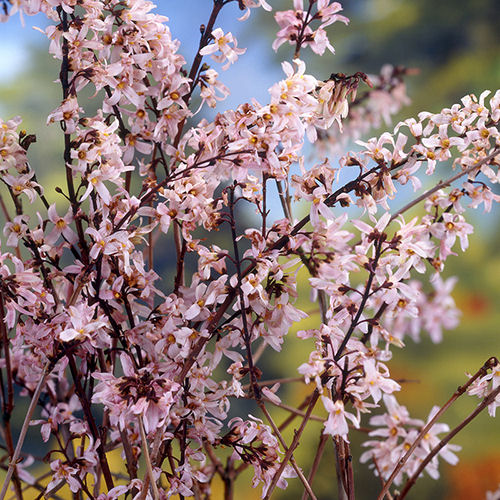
xmin=66 ymin=353 xmax=115 ymax=491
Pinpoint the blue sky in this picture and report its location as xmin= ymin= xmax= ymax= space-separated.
xmin=0 ymin=2 xmax=282 ymax=114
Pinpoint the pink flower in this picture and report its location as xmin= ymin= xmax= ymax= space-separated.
xmin=3 ymin=172 xmax=42 ymax=203
xmin=273 ymin=1 xmax=348 ymax=54
xmin=46 ymin=459 xmax=81 ymax=494
xmin=47 ymin=97 xmax=83 ymax=134
xmin=46 ymin=204 xmax=77 ymax=245
xmin=199 ymin=28 xmax=246 ymax=70
xmin=93 ymin=355 xmax=181 ymax=433
xmin=58 ymin=303 xmax=108 ymax=343
xmin=430 ymin=213 xmax=474 ymax=259
xmin=3 ymin=215 xmax=29 ymax=247
xmin=357 ymin=358 xmax=400 ymax=403
xmin=322 ymin=396 xmax=359 ymax=441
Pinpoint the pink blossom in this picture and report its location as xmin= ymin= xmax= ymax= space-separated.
xmin=322 ymin=396 xmax=359 ymax=441
xmin=199 ymin=28 xmax=246 ymax=70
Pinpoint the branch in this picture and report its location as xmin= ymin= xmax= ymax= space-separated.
xmin=301 ymin=432 xmax=328 ymax=500
xmin=398 ymin=383 xmax=500 ymax=499
xmin=0 ymin=362 xmax=51 ymax=500
xmin=377 ymin=357 xmax=498 ymax=499
xmin=139 ymin=416 xmax=159 ymax=500
xmin=258 ymin=403 xmax=318 ymax=500
xmin=389 ymin=148 xmax=500 ymax=223
xmin=263 ymin=390 xmax=320 ymax=500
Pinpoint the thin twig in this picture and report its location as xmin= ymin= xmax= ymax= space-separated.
xmin=0 ymin=362 xmax=51 ymax=500
xmin=0 ymin=292 xmax=22 ymax=500
xmin=397 ymin=383 xmax=500 ymax=499
xmin=256 ymin=395 xmax=325 ymax=423
xmin=241 ymin=377 xmax=304 ymax=391
xmin=263 ymin=390 xmax=320 ymax=500
xmin=139 ymin=417 xmax=160 ymax=500
xmin=259 ymin=403 xmax=318 ymax=500
xmin=0 ymin=195 xmax=21 ymax=260
xmin=301 ymin=432 xmax=328 ymax=500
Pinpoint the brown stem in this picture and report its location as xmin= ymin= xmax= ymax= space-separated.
xmin=0 ymin=362 xmax=51 ymax=500
xmin=343 ymin=439 xmax=355 ymax=500
xmin=139 ymin=417 xmax=159 ymax=500
xmin=255 ymin=395 xmax=324 ymax=423
xmin=294 ymin=0 xmax=316 ymax=59
xmin=378 ymin=357 xmax=498 ymax=499
xmin=389 ymin=148 xmax=500 ymax=223
xmin=171 ymin=0 xmax=225 ymax=147
xmin=0 ymin=195 xmax=21 ymax=260
xmin=301 ymin=432 xmax=328 ymax=500
xmin=258 ymin=403 xmax=318 ymax=500
xmin=119 ymin=428 xmax=138 ymax=481
xmin=241 ymin=376 xmax=304 ymax=391
xmin=2 ymin=468 xmax=65 ymax=500
xmin=0 ymin=293 xmax=22 ymax=500
xmin=173 ymin=226 xmax=187 ymax=294
xmin=397 ymin=383 xmax=500 ymax=500
xmin=66 ymin=353 xmax=115 ymax=491
xmin=334 ymin=436 xmax=348 ymax=500
xmin=263 ymin=390 xmax=320 ymax=500
xmin=57 ymin=8 xmax=89 ymax=265
xmin=335 ymin=236 xmax=384 ymax=361
xmin=261 ymin=174 xmax=268 ymax=238
xmin=228 ymin=185 xmax=260 ymax=398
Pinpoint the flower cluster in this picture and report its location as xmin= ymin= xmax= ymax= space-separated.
xmin=360 ymin=395 xmax=461 ymax=485
xmin=273 ymin=0 xmax=349 ymax=55
xmin=0 ymin=0 xmax=498 ymax=499
xmin=223 ymin=416 xmax=297 ymax=496
xmin=467 ymin=360 xmax=500 ymax=417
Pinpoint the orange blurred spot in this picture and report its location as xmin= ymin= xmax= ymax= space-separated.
xmin=446 ymin=454 xmax=500 ymax=499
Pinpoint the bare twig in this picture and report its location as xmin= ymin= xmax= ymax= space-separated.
xmin=0 ymin=362 xmax=51 ymax=500
xmin=259 ymin=403 xmax=318 ymax=500
xmin=139 ymin=417 xmax=160 ymax=500
xmin=256 ymin=395 xmax=325 ymax=424
xmin=263 ymin=390 xmax=320 ymax=500
xmin=301 ymin=432 xmax=328 ymax=500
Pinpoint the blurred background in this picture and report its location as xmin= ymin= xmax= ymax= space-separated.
xmin=0 ymin=0 xmax=499 ymax=498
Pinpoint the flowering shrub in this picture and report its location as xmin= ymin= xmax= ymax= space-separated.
xmin=0 ymin=0 xmax=499 ymax=499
